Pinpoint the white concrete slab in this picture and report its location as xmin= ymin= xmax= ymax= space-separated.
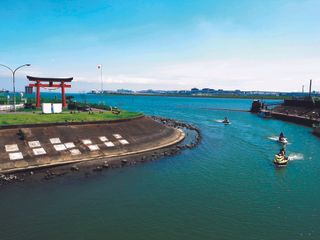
xmin=82 ymin=139 xmax=92 ymax=145
xmin=5 ymin=144 xmax=19 ymax=152
xmin=104 ymin=141 xmax=115 ymax=147
xmin=9 ymin=152 xmax=23 ymax=160
xmin=50 ymin=138 xmax=61 ymax=144
xmin=119 ymin=139 xmax=129 ymax=145
xmin=99 ymin=136 xmax=108 ymax=142
xmin=42 ymin=103 xmax=52 ymax=114
xmin=64 ymin=142 xmax=75 ymax=149
xmin=53 ymin=144 xmax=67 ymax=151
xmin=52 ymin=103 xmax=62 ymax=113
xmin=88 ymin=144 xmax=100 ymax=151
xmin=28 ymin=141 xmax=41 ymax=148
xmin=33 ymin=147 xmax=46 ymax=155
xmin=70 ymin=149 xmax=81 ymax=155
xmin=113 ymin=134 xmax=122 ymax=139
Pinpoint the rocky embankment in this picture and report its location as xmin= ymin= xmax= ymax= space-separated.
xmin=150 ymin=116 xmax=202 ymax=150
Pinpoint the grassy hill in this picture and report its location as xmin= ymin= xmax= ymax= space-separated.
xmin=0 ymin=111 xmax=143 ymax=126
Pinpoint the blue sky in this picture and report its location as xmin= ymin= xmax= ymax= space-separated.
xmin=0 ymin=0 xmax=319 ymax=92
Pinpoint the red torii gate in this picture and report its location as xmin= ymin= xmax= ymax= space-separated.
xmin=27 ymin=76 xmax=73 ymax=108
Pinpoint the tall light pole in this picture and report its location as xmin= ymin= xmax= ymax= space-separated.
xmin=97 ymin=64 xmax=103 ymax=93
xmin=0 ymin=63 xmax=31 ymax=111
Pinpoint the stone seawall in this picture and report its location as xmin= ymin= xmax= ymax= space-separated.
xmin=269 ymin=111 xmax=319 ymax=126
xmin=0 ymin=116 xmax=185 ymax=173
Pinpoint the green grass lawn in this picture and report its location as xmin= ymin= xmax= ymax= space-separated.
xmin=0 ymin=111 xmax=143 ymax=126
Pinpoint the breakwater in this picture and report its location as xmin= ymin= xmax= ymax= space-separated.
xmin=268 ymin=111 xmax=320 ymax=126
xmin=0 ymin=116 xmax=201 ymax=184
xmin=251 ymin=99 xmax=320 ymax=127
xmin=150 ymin=116 xmax=202 ymax=149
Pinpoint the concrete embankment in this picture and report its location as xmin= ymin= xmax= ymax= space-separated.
xmin=0 ymin=116 xmax=185 ymax=173
xmin=264 ymin=110 xmax=320 ymax=127
xmin=253 ymin=98 xmax=320 ymax=127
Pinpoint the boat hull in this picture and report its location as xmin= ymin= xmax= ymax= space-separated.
xmin=273 ymin=155 xmax=289 ymax=167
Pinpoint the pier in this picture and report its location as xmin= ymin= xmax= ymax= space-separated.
xmin=201 ymin=107 xmax=249 ymax=112
xmin=260 ymin=109 xmax=320 ymax=126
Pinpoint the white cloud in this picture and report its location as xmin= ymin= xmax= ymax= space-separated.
xmin=74 ymin=57 xmax=320 ymax=91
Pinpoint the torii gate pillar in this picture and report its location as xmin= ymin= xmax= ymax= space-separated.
xmin=61 ymin=81 xmax=66 ymax=108
xmin=36 ymin=80 xmax=41 ymax=108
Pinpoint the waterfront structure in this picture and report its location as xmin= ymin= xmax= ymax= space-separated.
xmin=0 ymin=116 xmax=184 ymax=173
xmin=27 ymin=76 xmax=73 ymax=108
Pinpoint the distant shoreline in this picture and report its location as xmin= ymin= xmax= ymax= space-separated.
xmin=91 ymin=93 xmax=290 ymax=100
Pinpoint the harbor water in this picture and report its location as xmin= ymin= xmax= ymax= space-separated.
xmin=0 ymin=95 xmax=319 ymax=240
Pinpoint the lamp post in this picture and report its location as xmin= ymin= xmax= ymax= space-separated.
xmin=97 ymin=64 xmax=103 ymax=93
xmin=0 ymin=63 xmax=31 ymax=111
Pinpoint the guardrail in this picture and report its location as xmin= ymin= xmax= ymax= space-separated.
xmin=0 ymin=104 xmax=24 ymax=111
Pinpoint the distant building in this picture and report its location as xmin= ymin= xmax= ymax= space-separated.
xmin=0 ymin=89 xmax=9 ymax=94
xmin=117 ymin=89 xmax=134 ymax=94
xmin=191 ymin=88 xmax=199 ymax=93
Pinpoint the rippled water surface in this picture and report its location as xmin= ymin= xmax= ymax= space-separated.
xmin=1 ymin=95 xmax=319 ymax=240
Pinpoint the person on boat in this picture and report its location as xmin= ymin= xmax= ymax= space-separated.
xmin=278 ymin=132 xmax=285 ymax=141
xmin=223 ymin=117 xmax=229 ymax=123
xmin=278 ymin=147 xmax=286 ymax=156
xmin=275 ymin=147 xmax=288 ymax=165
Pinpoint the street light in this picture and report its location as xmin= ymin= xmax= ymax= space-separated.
xmin=0 ymin=63 xmax=31 ymax=111
xmin=97 ymin=64 xmax=103 ymax=93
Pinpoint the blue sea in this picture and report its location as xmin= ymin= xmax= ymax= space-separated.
xmin=0 ymin=94 xmax=319 ymax=240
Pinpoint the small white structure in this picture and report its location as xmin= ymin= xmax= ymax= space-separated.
xmin=82 ymin=139 xmax=92 ymax=145
xmin=50 ymin=138 xmax=61 ymax=144
xmin=0 ymin=104 xmax=24 ymax=111
xmin=53 ymin=144 xmax=67 ymax=151
xmin=64 ymin=142 xmax=75 ymax=149
xmin=105 ymin=141 xmax=115 ymax=147
xmin=52 ymin=103 xmax=62 ymax=113
xmin=42 ymin=103 xmax=52 ymax=114
xmin=42 ymin=103 xmax=62 ymax=114
xmin=99 ymin=136 xmax=108 ymax=142
xmin=9 ymin=152 xmax=23 ymax=160
xmin=113 ymin=134 xmax=122 ymax=139
xmin=33 ymin=148 xmax=46 ymax=155
xmin=70 ymin=149 xmax=81 ymax=155
xmin=88 ymin=144 xmax=100 ymax=151
xmin=5 ymin=144 xmax=19 ymax=152
xmin=28 ymin=141 xmax=41 ymax=148
xmin=119 ymin=139 xmax=129 ymax=145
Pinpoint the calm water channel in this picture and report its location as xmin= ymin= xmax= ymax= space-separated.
xmin=0 ymin=95 xmax=319 ymax=240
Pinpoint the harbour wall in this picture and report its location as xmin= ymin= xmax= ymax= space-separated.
xmin=268 ymin=111 xmax=319 ymax=126
xmin=0 ymin=116 xmax=185 ymax=173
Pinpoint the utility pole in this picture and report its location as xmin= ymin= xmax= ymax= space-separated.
xmin=0 ymin=63 xmax=31 ymax=111
xmin=309 ymin=79 xmax=312 ymax=97
xmin=97 ymin=64 xmax=103 ymax=93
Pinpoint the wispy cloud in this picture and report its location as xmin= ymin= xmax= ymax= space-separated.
xmin=74 ymin=57 xmax=320 ymax=91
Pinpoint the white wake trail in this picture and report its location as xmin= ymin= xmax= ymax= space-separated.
xmin=288 ymin=153 xmax=304 ymax=161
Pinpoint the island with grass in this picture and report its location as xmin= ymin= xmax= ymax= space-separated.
xmin=0 ymin=98 xmax=186 ymax=176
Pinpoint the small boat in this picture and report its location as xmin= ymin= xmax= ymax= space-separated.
xmin=278 ymin=137 xmax=288 ymax=144
xmin=273 ymin=154 xmax=289 ymax=167
xmin=222 ymin=118 xmax=230 ymax=125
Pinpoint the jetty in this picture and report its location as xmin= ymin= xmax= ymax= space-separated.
xmin=0 ymin=116 xmax=185 ymax=173
xmin=201 ymin=107 xmax=249 ymax=112
xmin=260 ymin=109 xmax=320 ymax=126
